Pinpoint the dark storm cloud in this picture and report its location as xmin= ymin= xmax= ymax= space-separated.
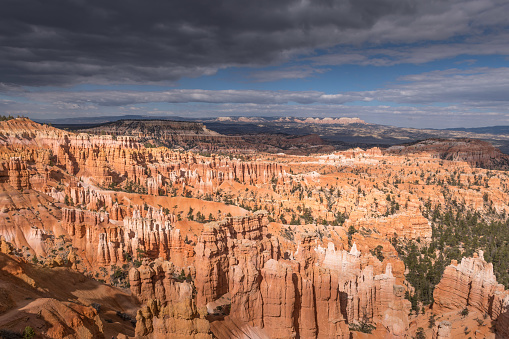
xmin=2 ymin=0 xmax=505 ymax=86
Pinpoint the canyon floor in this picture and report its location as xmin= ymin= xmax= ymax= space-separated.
xmin=1 ymin=117 xmax=509 ymax=338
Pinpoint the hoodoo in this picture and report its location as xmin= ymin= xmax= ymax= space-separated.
xmin=1 ymin=118 xmax=509 ymax=338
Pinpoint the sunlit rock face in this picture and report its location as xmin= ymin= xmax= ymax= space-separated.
xmin=433 ymin=251 xmax=509 ymax=338
xmin=387 ymin=138 xmax=509 ymax=169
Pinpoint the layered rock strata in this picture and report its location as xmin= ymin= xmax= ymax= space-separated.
xmin=433 ymin=251 xmax=509 ymax=337
xmin=194 ymin=212 xmax=409 ymax=338
xmin=127 ymin=211 xmax=412 ymax=338
xmin=129 ymin=259 xmax=212 ymax=338
xmin=62 ymin=207 xmax=187 ymax=266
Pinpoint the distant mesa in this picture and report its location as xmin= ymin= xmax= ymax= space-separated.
xmin=76 ymin=118 xmax=335 ymax=155
xmin=386 ymin=138 xmax=509 ymax=169
xmin=216 ymin=116 xmax=266 ymax=123
xmin=278 ymin=117 xmax=366 ymax=125
xmin=37 ymin=114 xmax=509 ymax=156
xmin=80 ymin=119 xmax=218 ymax=136
xmin=215 ymin=116 xmax=366 ymax=125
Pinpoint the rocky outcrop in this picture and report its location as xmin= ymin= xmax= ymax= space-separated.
xmin=259 ymin=259 xmax=298 ymax=338
xmin=346 ymin=212 xmax=432 ymax=241
xmin=135 ymin=298 xmax=211 ymax=339
xmin=432 ymin=321 xmax=451 ymax=339
xmin=24 ymin=298 xmax=104 ymax=339
xmin=433 ymin=252 xmax=509 ymax=337
xmin=193 ymin=212 xmax=409 ymax=338
xmin=129 ymin=259 xmax=212 ymax=338
xmin=492 ymin=293 xmax=509 ymax=337
xmin=433 ymin=251 xmax=503 ymax=314
xmin=0 ymin=235 xmax=13 ymax=254
xmin=122 ymin=209 xmax=183 ymax=261
xmin=194 ymin=211 xmax=279 ymax=307
xmin=124 ymin=208 xmax=412 ymax=338
xmin=62 ymin=206 xmax=186 ymax=266
xmin=387 ymin=138 xmax=509 ymax=169
xmin=315 ymin=242 xmax=410 ymax=336
xmin=8 ymin=157 xmax=31 ymax=190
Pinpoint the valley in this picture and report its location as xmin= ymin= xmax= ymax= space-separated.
xmin=1 ymin=117 xmax=509 ymax=338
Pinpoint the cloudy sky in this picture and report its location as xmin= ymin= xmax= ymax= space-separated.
xmin=1 ymin=0 xmax=509 ymax=128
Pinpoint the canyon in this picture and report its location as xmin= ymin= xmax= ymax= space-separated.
xmin=1 ymin=117 xmax=509 ymax=338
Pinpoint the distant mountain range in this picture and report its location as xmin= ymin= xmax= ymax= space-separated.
xmin=40 ymin=115 xmax=509 ymax=154
xmin=38 ymin=115 xmax=367 ymax=126
xmin=36 ymin=114 xmax=196 ymax=127
xmin=445 ymin=126 xmax=509 ymax=135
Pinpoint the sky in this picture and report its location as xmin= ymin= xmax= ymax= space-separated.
xmin=1 ymin=0 xmax=509 ymax=128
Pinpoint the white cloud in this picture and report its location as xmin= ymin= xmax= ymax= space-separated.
xmin=18 ymin=67 xmax=509 ymax=112
xmin=249 ymin=66 xmax=330 ymax=82
xmin=370 ymin=67 xmax=509 ymax=107
xmin=25 ymin=89 xmax=367 ymax=106
xmin=2 ymin=66 xmax=509 ymax=128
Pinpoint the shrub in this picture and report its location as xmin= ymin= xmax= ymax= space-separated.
xmin=415 ymin=327 xmax=425 ymax=339
xmin=428 ymin=314 xmax=436 ymax=328
xmin=349 ymin=320 xmax=376 ymax=334
xmin=370 ymin=245 xmax=385 ymax=262
xmin=23 ymin=326 xmax=35 ymax=339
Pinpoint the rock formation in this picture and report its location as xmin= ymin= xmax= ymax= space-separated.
xmin=432 ymin=321 xmax=451 ymax=339
xmin=0 ymin=251 xmax=137 ymax=338
xmin=22 ymin=298 xmax=104 ymax=339
xmin=62 ymin=206 xmax=188 ymax=266
xmin=433 ymin=251 xmax=509 ymax=337
xmin=129 ymin=259 xmax=212 ymax=338
xmin=3 ymin=118 xmax=509 ymax=338
xmin=193 ymin=213 xmax=409 ymax=338
xmin=433 ymin=251 xmax=503 ymax=314
xmin=125 ymin=210 xmax=412 ymax=338
xmin=346 ymin=212 xmax=432 ymax=241
xmin=387 ymin=138 xmax=509 ymax=169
